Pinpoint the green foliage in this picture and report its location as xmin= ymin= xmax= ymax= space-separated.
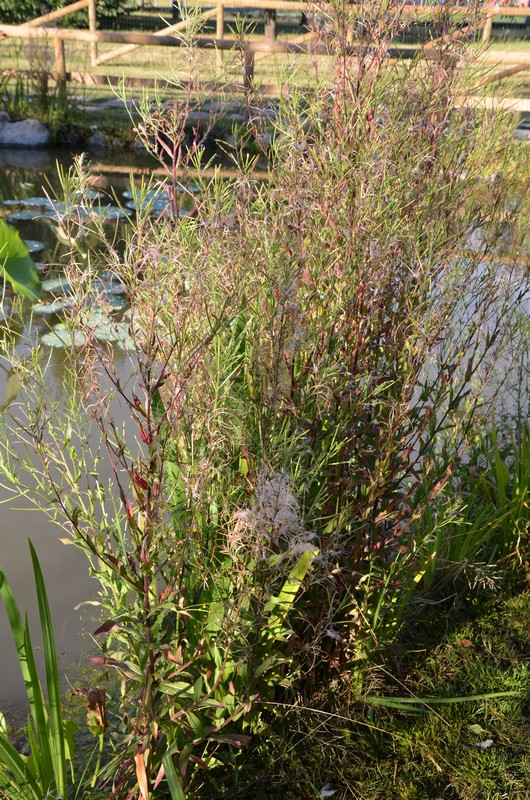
xmin=415 ymin=421 xmax=530 ymax=594
xmin=0 ymin=2 xmax=528 ymax=798
xmin=0 ymin=0 xmax=134 ymax=24
xmin=0 ymin=544 xmax=106 ymax=799
xmin=92 ymin=533 xmax=317 ymax=796
xmin=95 ymin=0 xmax=137 ymax=18
xmin=0 ymin=542 xmax=80 ymax=799
xmin=0 ymin=73 xmax=32 ymax=121
xmin=232 ymin=590 xmax=530 ymax=800
xmin=0 ymin=0 xmax=63 ymax=25
xmin=0 ymin=219 xmax=41 ymax=300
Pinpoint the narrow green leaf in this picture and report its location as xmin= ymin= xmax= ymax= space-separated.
xmin=0 ymin=735 xmax=41 ymax=799
xmin=0 ymin=570 xmax=32 ymax=693
xmin=264 ymin=548 xmax=318 ymax=639
xmin=29 ymin=541 xmax=67 ymax=799
xmin=193 ymin=676 xmax=203 ymax=705
xmin=0 ymin=570 xmax=48 ymax=736
xmin=366 ymin=690 xmax=521 ymax=708
xmin=185 ymin=710 xmax=206 ymax=738
xmin=26 ymin=719 xmax=42 ymax=774
xmin=23 ymin=622 xmax=54 ymax=792
xmin=162 ymin=753 xmax=187 ymax=800
xmin=158 ymin=680 xmax=194 ymax=698
xmin=64 ymin=719 xmax=77 ymax=779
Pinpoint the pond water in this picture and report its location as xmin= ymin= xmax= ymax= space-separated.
xmin=0 ymin=146 xmax=172 ymax=720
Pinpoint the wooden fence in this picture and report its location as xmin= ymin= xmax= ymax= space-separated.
xmin=0 ymin=1 xmax=529 ymax=107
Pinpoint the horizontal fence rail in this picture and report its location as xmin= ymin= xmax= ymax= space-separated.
xmin=0 ymin=0 xmax=529 ymax=103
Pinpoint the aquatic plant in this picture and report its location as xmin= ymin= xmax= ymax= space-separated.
xmin=0 ymin=542 xmax=104 ymax=800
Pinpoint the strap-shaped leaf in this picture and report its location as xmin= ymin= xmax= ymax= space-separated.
xmin=0 ymin=736 xmax=41 ymax=799
xmin=29 ymin=541 xmax=67 ymax=799
xmin=162 ymin=753 xmax=186 ymax=800
xmin=0 ymin=570 xmax=49 ymax=741
xmin=263 ymin=548 xmax=318 ymax=641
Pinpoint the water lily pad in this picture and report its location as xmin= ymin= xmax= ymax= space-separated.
xmin=95 ymin=206 xmax=132 ymax=221
xmin=103 ymin=294 xmax=129 ymax=311
xmin=93 ymin=278 xmax=127 ymax=297
xmin=108 ymin=284 xmax=127 ymax=296
xmin=92 ymin=320 xmax=135 ymax=350
xmin=125 ymin=197 xmax=171 ymax=215
xmin=86 ymin=308 xmax=111 ymax=325
xmin=41 ymin=204 xmax=132 ymax=223
xmin=40 ymin=319 xmax=134 ymax=351
xmin=23 ymin=240 xmax=45 ymax=253
xmin=122 ymin=188 xmax=165 ymax=201
xmin=41 ymin=276 xmax=74 ymax=295
xmin=32 ymin=299 xmax=73 ymax=316
xmin=6 ymin=210 xmax=45 ymax=222
xmin=136 ymin=207 xmax=191 ymax=220
xmin=100 ymin=270 xmax=122 ymax=282
xmin=121 ymin=187 xmax=197 ymax=217
xmin=40 ymin=324 xmax=87 ymax=348
xmin=3 ymin=197 xmax=54 ymax=208
xmin=19 ymin=197 xmax=54 ymax=209
xmin=77 ymin=190 xmax=105 ymax=201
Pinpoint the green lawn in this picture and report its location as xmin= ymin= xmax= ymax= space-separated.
xmin=0 ymin=27 xmax=529 ymax=98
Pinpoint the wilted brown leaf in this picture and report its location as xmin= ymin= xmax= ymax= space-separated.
xmin=457 ymin=639 xmax=476 ymax=649
xmin=135 ymin=750 xmax=149 ymax=800
xmin=75 ymin=686 xmax=108 ymax=735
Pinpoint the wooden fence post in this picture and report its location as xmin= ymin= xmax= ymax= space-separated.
xmin=54 ymin=34 xmax=67 ymax=105
xmin=243 ymin=44 xmax=254 ymax=88
xmin=264 ymin=9 xmax=277 ymax=41
xmin=88 ymin=0 xmax=98 ymax=66
xmin=482 ymin=3 xmax=495 ymax=44
xmin=216 ymin=0 xmax=224 ymax=69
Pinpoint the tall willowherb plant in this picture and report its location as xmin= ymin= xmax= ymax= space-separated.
xmin=0 ymin=1 xmax=528 ymax=796
xmin=199 ymin=0 xmax=530 ymax=659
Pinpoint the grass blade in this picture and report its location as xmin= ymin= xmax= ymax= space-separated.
xmin=162 ymin=753 xmax=186 ymax=800
xmin=0 ymin=570 xmax=37 ymax=706
xmin=29 ymin=540 xmax=67 ymax=799
xmin=0 ymin=735 xmax=40 ymax=799
xmin=366 ymin=690 xmax=521 ymax=708
xmin=0 ymin=567 xmax=54 ymax=791
xmin=22 ymin=621 xmax=54 ymax=790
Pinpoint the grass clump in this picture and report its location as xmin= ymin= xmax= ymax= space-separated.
xmin=0 ymin=1 xmax=529 ymax=798
xmin=244 ymin=587 xmax=530 ymax=800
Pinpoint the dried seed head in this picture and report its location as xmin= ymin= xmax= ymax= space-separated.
xmin=227 ymin=473 xmax=316 ymax=563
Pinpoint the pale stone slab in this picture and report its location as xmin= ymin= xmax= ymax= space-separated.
xmin=0 ymin=117 xmax=51 ymax=148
